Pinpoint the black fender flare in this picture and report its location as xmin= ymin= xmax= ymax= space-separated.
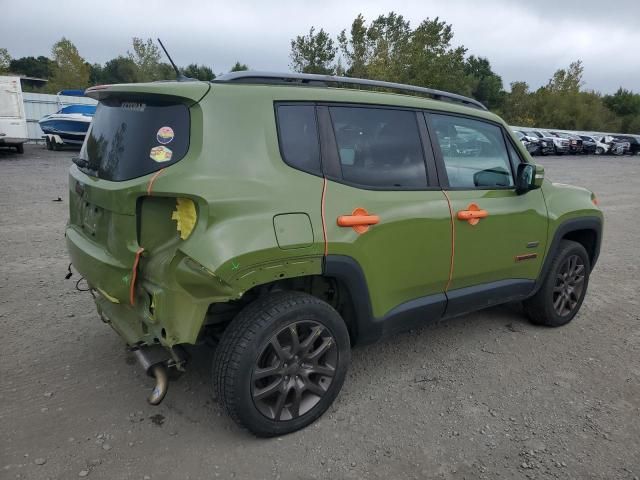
xmin=532 ymin=216 xmax=602 ymax=296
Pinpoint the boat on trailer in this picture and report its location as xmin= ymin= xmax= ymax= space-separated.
xmin=39 ymin=103 xmax=96 ymax=148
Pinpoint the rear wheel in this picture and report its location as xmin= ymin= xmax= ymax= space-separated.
xmin=596 ymin=147 xmax=604 ymax=155
xmin=213 ymin=291 xmax=351 ymax=437
xmin=524 ymin=240 xmax=590 ymax=327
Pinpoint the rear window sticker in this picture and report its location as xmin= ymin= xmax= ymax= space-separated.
xmin=156 ymin=126 xmax=175 ymax=144
xmin=150 ymin=145 xmax=173 ymax=163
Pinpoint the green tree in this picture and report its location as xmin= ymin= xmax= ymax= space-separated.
xmin=603 ymin=88 xmax=640 ymax=133
xmin=183 ymin=63 xmax=215 ymax=80
xmin=290 ymin=27 xmax=337 ymax=74
xmin=88 ymin=62 xmax=103 ymax=85
xmin=402 ymin=17 xmax=470 ymax=94
xmin=101 ymin=56 xmax=138 ymax=84
xmin=230 ymin=61 xmax=249 ymax=72
xmin=502 ymin=81 xmax=535 ymax=126
xmin=336 ymin=13 xmax=473 ymax=95
xmin=8 ymin=55 xmax=55 ymax=79
xmin=546 ymin=60 xmax=584 ymax=93
xmin=0 ymin=48 xmax=12 ymax=74
xmin=47 ymin=38 xmax=90 ymax=92
xmin=464 ymin=56 xmax=504 ymax=110
xmin=337 ymin=14 xmax=370 ymax=78
xmin=128 ymin=37 xmax=163 ymax=81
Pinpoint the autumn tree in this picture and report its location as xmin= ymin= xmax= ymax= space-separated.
xmin=47 ymin=38 xmax=90 ymax=92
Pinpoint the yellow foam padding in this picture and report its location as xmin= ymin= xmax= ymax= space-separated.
xmin=171 ymin=198 xmax=197 ymax=240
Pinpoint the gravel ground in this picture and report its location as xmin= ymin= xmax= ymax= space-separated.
xmin=1 ymin=145 xmax=639 ymax=480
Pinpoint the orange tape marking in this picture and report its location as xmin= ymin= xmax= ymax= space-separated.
xmin=129 ymin=247 xmax=145 ymax=306
xmin=442 ymin=190 xmax=455 ymax=292
xmin=146 ymin=169 xmax=165 ymax=196
xmin=321 ymin=178 xmax=328 ymax=257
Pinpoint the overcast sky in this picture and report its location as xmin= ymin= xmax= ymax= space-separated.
xmin=2 ymin=0 xmax=639 ymax=93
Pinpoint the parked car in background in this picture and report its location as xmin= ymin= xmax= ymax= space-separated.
xmin=601 ymin=135 xmax=629 ymax=155
xmin=521 ymin=131 xmax=554 ymax=155
xmin=551 ymin=131 xmax=583 ymax=154
xmin=578 ymin=135 xmax=599 ymax=155
xmin=532 ymin=130 xmax=570 ymax=155
xmin=514 ymin=130 xmax=540 ymax=155
xmin=612 ymin=135 xmax=640 ymax=155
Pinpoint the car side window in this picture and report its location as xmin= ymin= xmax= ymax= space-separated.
xmin=430 ymin=114 xmax=514 ymax=189
xmin=276 ymin=104 xmax=321 ymax=175
xmin=328 ymin=106 xmax=428 ymax=189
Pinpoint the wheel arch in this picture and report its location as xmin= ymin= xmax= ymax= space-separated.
xmin=532 ymin=216 xmax=602 ymax=296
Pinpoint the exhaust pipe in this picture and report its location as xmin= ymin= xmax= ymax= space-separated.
xmin=133 ymin=347 xmax=171 ymax=406
xmin=147 ymin=364 xmax=168 ymax=405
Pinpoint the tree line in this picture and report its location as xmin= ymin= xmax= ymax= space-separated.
xmin=1 ymin=13 xmax=639 ymax=134
xmin=289 ymin=13 xmax=640 ymax=134
xmin=0 ymin=37 xmax=248 ymax=93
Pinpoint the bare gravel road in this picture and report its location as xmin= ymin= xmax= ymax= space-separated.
xmin=1 ymin=145 xmax=639 ymax=480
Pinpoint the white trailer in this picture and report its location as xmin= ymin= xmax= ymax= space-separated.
xmin=0 ymin=76 xmax=28 ymax=153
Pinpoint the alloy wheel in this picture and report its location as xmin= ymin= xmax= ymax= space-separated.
xmin=552 ymin=254 xmax=586 ymax=316
xmin=251 ymin=320 xmax=338 ymax=421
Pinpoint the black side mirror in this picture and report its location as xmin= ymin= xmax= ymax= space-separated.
xmin=515 ymin=163 xmax=535 ymax=194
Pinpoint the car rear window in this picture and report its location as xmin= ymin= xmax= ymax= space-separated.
xmin=79 ymin=98 xmax=190 ymax=181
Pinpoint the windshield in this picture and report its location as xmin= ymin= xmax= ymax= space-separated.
xmin=79 ymin=98 xmax=190 ymax=181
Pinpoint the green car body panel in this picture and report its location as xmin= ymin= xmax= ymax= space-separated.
xmin=66 ymin=79 xmax=602 ymax=352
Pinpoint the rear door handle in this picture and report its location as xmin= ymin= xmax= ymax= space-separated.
xmin=337 ymin=208 xmax=379 ymax=234
xmin=457 ymin=203 xmax=488 ymax=225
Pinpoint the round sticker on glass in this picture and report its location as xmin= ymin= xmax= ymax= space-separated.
xmin=156 ymin=126 xmax=174 ymax=144
xmin=150 ymin=145 xmax=173 ymax=163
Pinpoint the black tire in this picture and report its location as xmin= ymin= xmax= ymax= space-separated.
xmin=595 ymin=147 xmax=604 ymax=155
xmin=16 ymin=144 xmax=24 ymax=154
xmin=213 ymin=291 xmax=351 ymax=437
xmin=523 ymin=240 xmax=590 ymax=327
xmin=45 ymin=138 xmax=52 ymax=150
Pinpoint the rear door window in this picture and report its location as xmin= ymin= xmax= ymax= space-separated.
xmin=79 ymin=98 xmax=190 ymax=181
xmin=328 ymin=106 xmax=427 ymax=189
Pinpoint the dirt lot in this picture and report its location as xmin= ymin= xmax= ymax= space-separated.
xmin=0 ymin=145 xmax=638 ymax=480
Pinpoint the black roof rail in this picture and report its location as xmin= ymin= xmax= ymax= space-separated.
xmin=213 ymin=71 xmax=487 ymax=110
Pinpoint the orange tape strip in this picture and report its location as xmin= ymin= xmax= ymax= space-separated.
xmin=321 ymin=178 xmax=328 ymax=257
xmin=129 ymin=247 xmax=144 ymax=306
xmin=146 ymin=169 xmax=165 ymax=196
xmin=442 ymin=190 xmax=455 ymax=292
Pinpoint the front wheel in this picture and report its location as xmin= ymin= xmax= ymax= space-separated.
xmin=523 ymin=240 xmax=590 ymax=327
xmin=213 ymin=291 xmax=351 ymax=437
xmin=595 ymin=147 xmax=604 ymax=155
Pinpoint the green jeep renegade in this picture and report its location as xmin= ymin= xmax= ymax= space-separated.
xmin=67 ymin=72 xmax=602 ymax=436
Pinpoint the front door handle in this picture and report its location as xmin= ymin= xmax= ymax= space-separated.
xmin=337 ymin=208 xmax=380 ymax=234
xmin=457 ymin=203 xmax=488 ymax=225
